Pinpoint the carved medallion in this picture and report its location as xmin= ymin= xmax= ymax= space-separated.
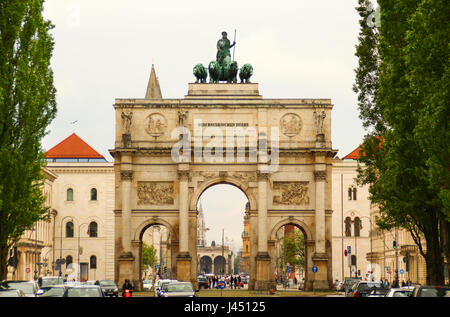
xmin=280 ymin=113 xmax=302 ymax=137
xmin=145 ymin=113 xmax=167 ymax=137
xmin=137 ymin=182 xmax=174 ymax=205
xmin=273 ymin=181 xmax=309 ymax=205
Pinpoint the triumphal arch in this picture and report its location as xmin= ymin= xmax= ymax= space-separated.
xmin=111 ymin=33 xmax=336 ymax=291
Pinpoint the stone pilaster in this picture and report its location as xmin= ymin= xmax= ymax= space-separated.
xmin=177 ymin=165 xmax=191 ymax=281
xmin=120 ymin=169 xmax=133 ymax=254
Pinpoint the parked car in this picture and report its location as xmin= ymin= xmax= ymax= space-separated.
xmin=0 ymin=289 xmax=26 ymax=297
xmin=411 ymin=285 xmax=450 ymax=297
xmin=63 ymin=285 xmax=104 ymax=297
xmin=367 ymin=287 xmax=390 ymax=297
xmin=154 ymin=279 xmax=176 ymax=297
xmin=142 ymin=280 xmax=153 ymax=291
xmin=349 ymin=281 xmax=384 ymax=297
xmin=38 ymin=276 xmax=64 ymax=288
xmin=2 ymin=280 xmax=39 ymax=297
xmin=197 ymin=276 xmax=209 ymax=289
xmin=384 ymin=287 xmax=413 ymax=297
xmin=160 ymin=282 xmax=196 ymax=297
xmin=97 ymin=280 xmax=118 ymax=297
xmin=37 ymin=285 xmax=70 ymax=297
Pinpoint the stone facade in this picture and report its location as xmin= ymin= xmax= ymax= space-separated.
xmin=111 ymin=79 xmax=336 ymax=291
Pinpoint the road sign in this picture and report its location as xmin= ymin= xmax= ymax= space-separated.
xmin=26 ymin=268 xmax=30 ymax=273
xmin=347 ymin=246 xmax=351 ymax=254
xmin=218 ymin=281 xmax=226 ymax=289
xmin=286 ymin=265 xmax=291 ymax=273
xmin=400 ymin=269 xmax=404 ymax=274
xmin=312 ymin=266 xmax=318 ymax=273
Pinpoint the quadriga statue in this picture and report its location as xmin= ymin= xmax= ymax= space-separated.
xmin=193 ymin=64 xmax=207 ymax=83
xmin=239 ymin=64 xmax=253 ymax=83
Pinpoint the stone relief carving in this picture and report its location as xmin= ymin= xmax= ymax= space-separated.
xmin=313 ymin=109 xmax=326 ymax=135
xmin=145 ymin=113 xmax=167 ymax=137
xmin=273 ymin=181 xmax=310 ymax=205
xmin=178 ymin=110 xmax=188 ymax=127
xmin=120 ymin=170 xmax=133 ymax=181
xmin=137 ymin=182 xmax=174 ymax=205
xmin=121 ymin=110 xmax=133 ymax=134
xmin=280 ymin=113 xmax=302 ymax=137
xmin=232 ymin=172 xmax=257 ymax=183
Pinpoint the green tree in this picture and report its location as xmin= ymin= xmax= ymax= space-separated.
xmin=0 ymin=0 xmax=57 ymax=280
xmin=278 ymin=229 xmax=305 ymax=276
xmin=141 ymin=243 xmax=157 ymax=273
xmin=354 ymin=0 xmax=449 ymax=284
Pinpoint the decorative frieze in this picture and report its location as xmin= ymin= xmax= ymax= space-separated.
xmin=137 ymin=182 xmax=174 ymax=205
xmin=280 ymin=113 xmax=302 ymax=137
xmin=273 ymin=181 xmax=310 ymax=205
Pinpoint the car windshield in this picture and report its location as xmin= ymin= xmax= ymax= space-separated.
xmin=99 ymin=280 xmax=116 ymax=286
xmin=7 ymin=283 xmax=35 ymax=294
xmin=41 ymin=277 xmax=63 ymax=287
xmin=393 ymin=290 xmax=412 ymax=297
xmin=66 ymin=288 xmax=101 ymax=297
xmin=359 ymin=283 xmax=382 ymax=291
xmin=167 ymin=283 xmax=193 ymax=293
xmin=41 ymin=287 xmax=66 ymax=297
xmin=420 ymin=288 xmax=450 ymax=297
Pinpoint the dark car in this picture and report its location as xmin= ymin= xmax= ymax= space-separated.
xmin=97 ymin=280 xmax=119 ymax=297
xmin=411 ymin=285 xmax=450 ymax=297
xmin=63 ymin=285 xmax=104 ymax=297
xmin=349 ymin=281 xmax=384 ymax=297
xmin=197 ymin=276 xmax=209 ymax=289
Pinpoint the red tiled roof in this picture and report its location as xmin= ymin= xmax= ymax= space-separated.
xmin=343 ymin=136 xmax=384 ymax=160
xmin=343 ymin=146 xmax=362 ymax=160
xmin=45 ymin=133 xmax=104 ymax=159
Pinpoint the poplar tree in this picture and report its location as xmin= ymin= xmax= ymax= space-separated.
xmin=0 ymin=0 xmax=57 ymax=280
xmin=354 ymin=0 xmax=449 ymax=284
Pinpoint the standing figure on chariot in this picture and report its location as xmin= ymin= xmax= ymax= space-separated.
xmin=216 ymin=31 xmax=236 ymax=66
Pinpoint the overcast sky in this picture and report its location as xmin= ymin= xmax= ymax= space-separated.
xmin=42 ymin=0 xmax=366 ymax=251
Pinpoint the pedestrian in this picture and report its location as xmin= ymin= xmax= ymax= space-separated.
xmin=122 ymin=279 xmax=134 ymax=297
xmin=238 ymin=275 xmax=241 ymax=289
xmin=230 ymin=275 xmax=234 ymax=289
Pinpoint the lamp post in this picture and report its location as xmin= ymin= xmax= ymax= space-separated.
xmin=77 ymin=222 xmax=88 ymax=282
xmin=59 ymin=216 xmax=73 ymax=277
xmin=360 ymin=216 xmax=373 ymax=279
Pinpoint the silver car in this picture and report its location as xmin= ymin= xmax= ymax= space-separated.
xmin=63 ymin=285 xmax=104 ymax=297
xmin=160 ymin=282 xmax=196 ymax=297
xmin=2 ymin=280 xmax=39 ymax=297
xmin=384 ymin=287 xmax=413 ymax=297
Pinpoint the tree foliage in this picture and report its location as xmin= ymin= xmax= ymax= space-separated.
xmin=141 ymin=243 xmax=157 ymax=272
xmin=0 ymin=0 xmax=57 ymax=280
xmin=354 ymin=0 xmax=449 ymax=284
xmin=278 ymin=228 xmax=305 ymax=274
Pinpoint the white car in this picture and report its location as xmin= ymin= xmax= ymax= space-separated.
xmin=143 ymin=280 xmax=153 ymax=291
xmin=154 ymin=279 xmax=177 ymax=297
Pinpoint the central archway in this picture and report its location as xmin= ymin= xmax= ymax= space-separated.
xmin=195 ymin=182 xmax=251 ymax=281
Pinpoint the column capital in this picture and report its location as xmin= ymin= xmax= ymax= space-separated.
xmin=256 ymin=170 xmax=270 ymax=180
xmin=314 ymin=170 xmax=326 ymax=181
xmin=177 ymin=170 xmax=190 ymax=181
xmin=120 ymin=170 xmax=133 ymax=181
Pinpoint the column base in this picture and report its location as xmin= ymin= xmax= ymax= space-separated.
xmin=254 ymin=252 xmax=275 ymax=291
xmin=311 ymin=252 xmax=330 ymax=291
xmin=176 ymin=252 xmax=192 ymax=282
xmin=118 ymin=252 xmax=135 ymax=290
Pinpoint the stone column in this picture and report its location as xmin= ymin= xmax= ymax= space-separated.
xmin=120 ymin=169 xmax=133 ymax=254
xmin=254 ymin=169 xmax=272 ymax=290
xmin=312 ymin=168 xmax=329 ymax=290
xmin=176 ymin=166 xmax=191 ymax=281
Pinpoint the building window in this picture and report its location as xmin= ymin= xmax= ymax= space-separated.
xmin=66 ymin=255 xmax=73 ymax=270
xmin=90 ymin=256 xmax=97 ymax=269
xmin=66 ymin=222 xmax=74 ymax=238
xmin=345 ymin=217 xmax=352 ymax=237
xmin=348 ymin=186 xmax=357 ymax=200
xmin=88 ymin=222 xmax=98 ymax=238
xmin=354 ymin=217 xmax=361 ymax=237
xmin=90 ymin=188 xmax=97 ymax=201
xmin=67 ymin=188 xmax=74 ymax=201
